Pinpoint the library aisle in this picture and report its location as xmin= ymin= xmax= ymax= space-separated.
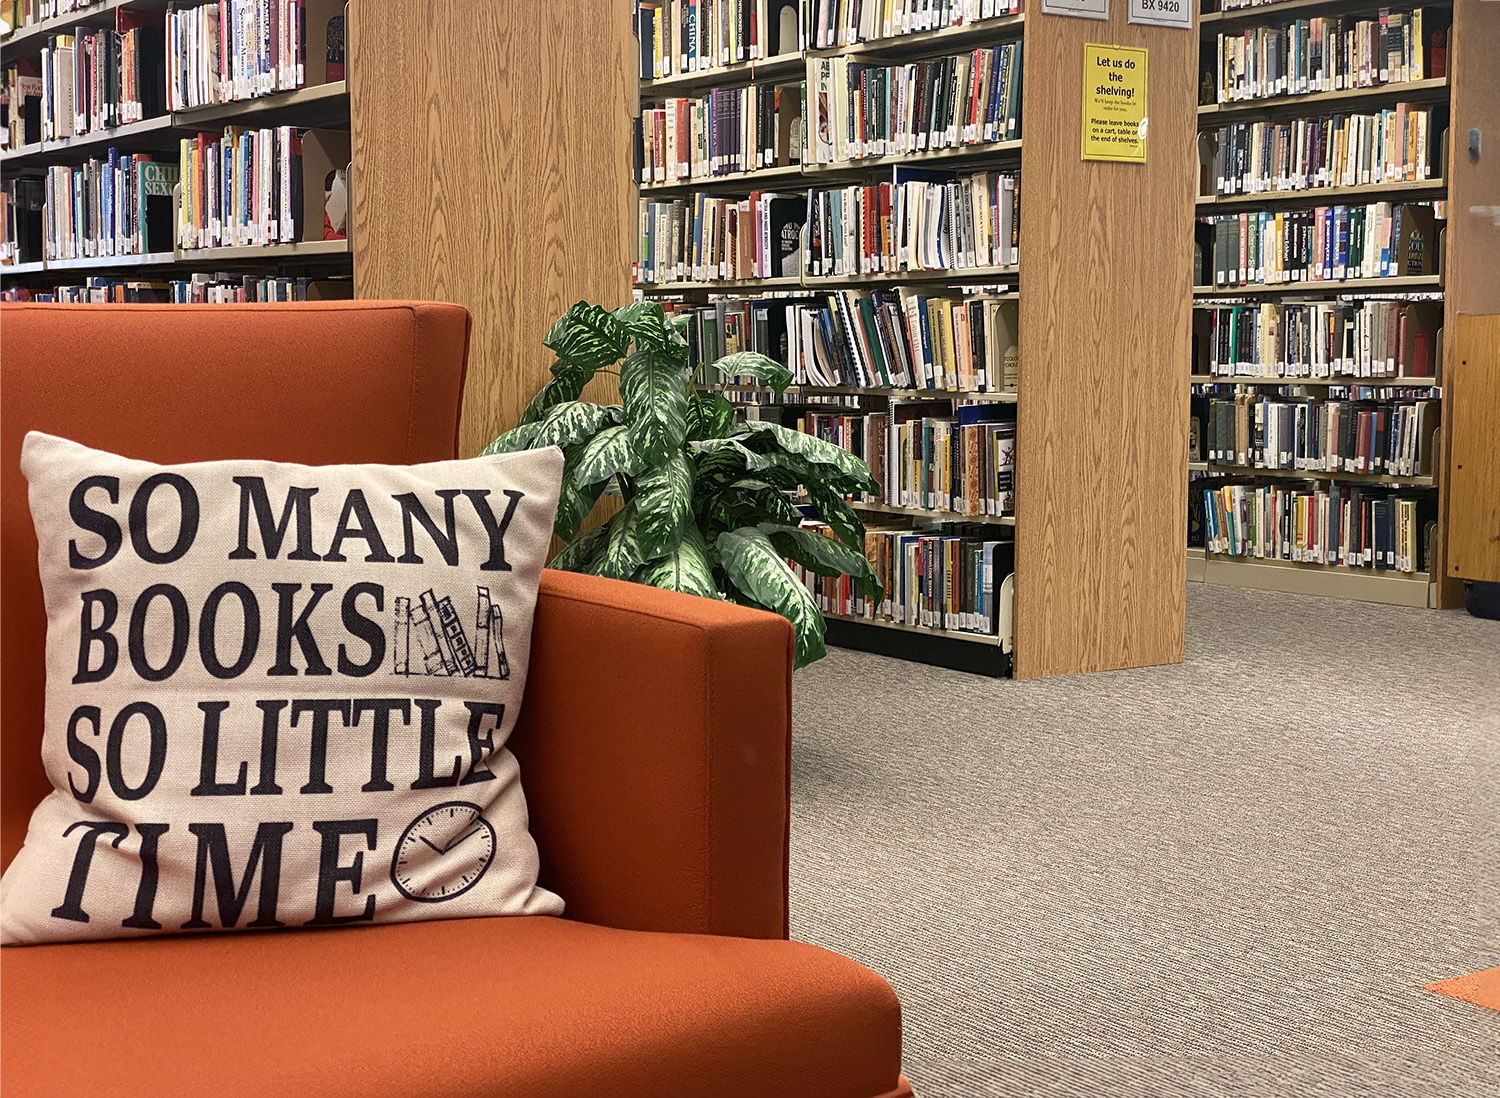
xmin=790 ymin=585 xmax=1498 ymax=1097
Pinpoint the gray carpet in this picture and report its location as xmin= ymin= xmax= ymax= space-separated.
xmin=789 ymin=584 xmax=1500 ymax=1097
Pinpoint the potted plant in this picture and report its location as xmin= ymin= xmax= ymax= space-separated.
xmin=484 ymin=300 xmax=882 ymax=667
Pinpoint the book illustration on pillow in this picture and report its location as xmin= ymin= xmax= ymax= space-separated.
xmin=391 ymin=586 xmax=509 ymax=680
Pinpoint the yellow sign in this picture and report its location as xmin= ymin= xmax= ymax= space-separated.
xmin=1082 ymin=43 xmax=1147 ymax=162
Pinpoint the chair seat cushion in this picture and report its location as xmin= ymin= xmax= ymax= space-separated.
xmin=0 ymin=915 xmax=904 ymax=1098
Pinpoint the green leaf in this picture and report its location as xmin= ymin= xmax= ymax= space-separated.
xmin=634 ymin=452 xmax=695 ymax=560
xmin=620 ymin=348 xmax=689 ymax=466
xmin=554 ymin=448 xmax=608 ymax=542
xmin=687 ymin=436 xmax=771 ymax=471
xmin=613 ymin=300 xmax=686 ymax=355
xmin=714 ymin=526 xmax=827 ymax=668
xmin=717 ymin=479 xmax=803 ymax=528
xmin=637 ymin=524 xmax=719 ymax=599
xmin=532 ymin=401 xmax=618 ymax=451
xmin=482 ymin=420 xmax=541 ymax=455
xmin=597 ymin=501 xmax=645 ymax=581
xmin=519 ymin=371 xmax=587 ymax=426
xmin=685 ymin=391 xmax=737 ymax=441
xmin=544 ymin=302 xmax=631 ymax=373
xmin=759 ymin=522 xmax=881 ymax=601
xmin=575 ymin=424 xmax=645 ymax=487
xmin=804 ymin=481 xmax=866 ymax=552
xmin=733 ymin=420 xmax=878 ymax=491
xmin=707 ymin=351 xmax=793 ymax=393
xmin=550 ymin=523 xmax=610 ymax=574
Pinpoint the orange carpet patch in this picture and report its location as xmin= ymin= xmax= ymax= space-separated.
xmin=1425 ymin=967 xmax=1500 ymax=1013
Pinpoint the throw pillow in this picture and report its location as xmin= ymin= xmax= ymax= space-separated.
xmin=1 ymin=432 xmax=566 ymax=945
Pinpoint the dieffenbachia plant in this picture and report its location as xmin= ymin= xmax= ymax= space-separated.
xmin=483 ymin=300 xmax=882 ymax=667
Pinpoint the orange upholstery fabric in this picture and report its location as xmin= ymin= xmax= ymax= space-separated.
xmin=515 ymin=569 xmax=793 ymax=940
xmin=2 ymin=916 xmax=904 ymax=1098
xmin=0 ymin=302 xmax=907 ymax=1098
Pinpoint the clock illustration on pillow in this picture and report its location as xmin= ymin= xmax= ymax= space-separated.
xmin=390 ymin=801 xmax=498 ymax=903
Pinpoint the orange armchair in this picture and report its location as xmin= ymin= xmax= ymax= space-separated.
xmin=0 ymin=302 xmax=910 ymax=1098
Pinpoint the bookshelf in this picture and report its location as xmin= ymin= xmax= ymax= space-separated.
xmin=1188 ymin=0 xmax=1498 ymax=610
xmin=641 ymin=0 xmax=1197 ymax=678
xmin=2 ymin=2 xmax=353 ymax=301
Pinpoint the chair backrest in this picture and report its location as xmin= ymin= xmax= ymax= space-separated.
xmin=0 ymin=301 xmax=470 ymax=869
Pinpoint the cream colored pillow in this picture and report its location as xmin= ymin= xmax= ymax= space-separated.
xmin=1 ymin=433 xmax=565 ymax=944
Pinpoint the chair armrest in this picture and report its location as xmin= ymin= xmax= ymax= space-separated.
xmin=510 ymin=570 xmax=794 ymax=940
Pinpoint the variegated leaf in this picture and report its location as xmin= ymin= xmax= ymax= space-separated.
xmin=804 ymin=480 xmax=866 ymax=552
xmin=520 ymin=371 xmax=586 ymax=426
xmin=550 ymin=523 xmax=610 ymax=574
xmin=544 ymin=302 xmax=631 ymax=373
xmin=637 ymin=524 xmax=719 ymax=599
xmin=554 ymin=448 xmax=608 ymax=542
xmin=532 ymin=401 xmax=618 ymax=451
xmin=759 ymin=522 xmax=882 ymax=600
xmin=634 ymin=451 xmax=695 ymax=561
xmin=482 ymin=420 xmax=541 ymax=455
xmin=685 ymin=390 xmax=737 ymax=441
xmin=707 ymin=351 xmax=793 ymax=393
xmin=597 ymin=501 xmax=645 ymax=581
xmin=575 ymin=424 xmax=645 ymax=487
xmin=732 ymin=420 xmax=878 ymax=491
xmin=715 ymin=526 xmax=827 ymax=668
xmin=620 ymin=348 xmax=689 ymax=466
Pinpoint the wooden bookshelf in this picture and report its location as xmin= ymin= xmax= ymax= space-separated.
xmin=640 ymin=4 xmax=1196 ymax=677
xmin=1189 ymin=0 xmax=1498 ymax=611
xmin=2 ymin=11 xmax=352 ymax=300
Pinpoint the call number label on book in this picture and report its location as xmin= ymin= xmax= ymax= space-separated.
xmin=1081 ymin=44 xmax=1148 ymax=163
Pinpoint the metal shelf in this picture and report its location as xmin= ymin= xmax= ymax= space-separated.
xmin=1190 ymin=461 xmax=1433 ymax=486
xmin=1197 ymin=77 xmax=1450 ymax=123
xmin=1 ymin=114 xmax=182 ymax=168
xmin=699 ymin=383 xmax=1016 ymax=400
xmin=640 ymin=52 xmax=805 ymax=96
xmin=851 ymin=500 xmax=1016 ymax=525
xmin=1188 ymin=374 xmax=1438 ymax=387
xmin=639 ymin=163 xmax=808 ymax=194
xmin=2 ymin=0 xmax=170 ymax=55
xmin=1197 ymin=177 xmax=1445 ymax=211
xmin=822 ymin=611 xmax=1001 ymax=645
xmin=1194 ymin=275 xmax=1442 ymax=298
xmin=171 ymin=81 xmax=350 ymax=129
xmin=1201 ymin=0 xmax=1452 ymax=30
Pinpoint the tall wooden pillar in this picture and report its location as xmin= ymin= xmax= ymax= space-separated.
xmin=1014 ymin=5 xmax=1197 ymax=677
xmin=349 ymin=0 xmax=635 ymax=457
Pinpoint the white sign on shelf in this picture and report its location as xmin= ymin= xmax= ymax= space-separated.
xmin=1128 ymin=0 xmax=1192 ymax=29
xmin=1042 ymin=0 xmax=1109 ymax=20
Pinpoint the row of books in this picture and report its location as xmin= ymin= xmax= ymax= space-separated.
xmin=1195 ymin=300 xmax=1439 ymax=380
xmin=636 ymin=0 xmax=800 ymax=80
xmin=165 ymin=0 xmax=316 ymax=110
xmin=1 ymin=177 xmax=43 ymax=263
xmin=31 ymin=18 xmax=164 ymax=142
xmin=1201 ymin=394 xmax=1438 ymax=476
xmin=633 ymin=0 xmax=1024 ymax=80
xmin=176 ymin=125 xmax=303 ymax=248
xmin=1196 ymin=479 xmax=1432 ymax=574
xmin=1203 ymin=106 xmax=1437 ymax=199
xmin=638 ymin=82 xmax=802 ymax=182
xmin=0 ymin=0 xmax=103 ymax=33
xmin=0 ymin=273 xmax=351 ymax=301
xmin=36 ymin=152 xmax=176 ymax=260
xmin=1201 ymin=201 xmax=1435 ymax=288
xmin=637 ymin=191 xmax=804 ymax=282
xmin=1209 ymin=8 xmax=1445 ymax=105
xmin=808 ymin=42 xmax=1021 ymax=164
xmin=805 ymin=0 xmax=1022 ymax=51
xmin=806 ymin=169 xmax=1018 ymax=276
xmin=790 ymin=524 xmax=1014 ymax=635
xmin=675 ymin=289 xmax=1017 ymax=392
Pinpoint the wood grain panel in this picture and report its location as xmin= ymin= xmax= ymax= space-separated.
xmin=1014 ymin=9 xmax=1196 ymax=678
xmin=350 ymin=0 xmax=634 ymax=457
xmin=1444 ymin=314 xmax=1500 ymax=583
xmin=1434 ymin=0 xmax=1500 ymax=604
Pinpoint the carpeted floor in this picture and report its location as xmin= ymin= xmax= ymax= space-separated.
xmin=789 ymin=584 xmax=1500 ymax=1098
